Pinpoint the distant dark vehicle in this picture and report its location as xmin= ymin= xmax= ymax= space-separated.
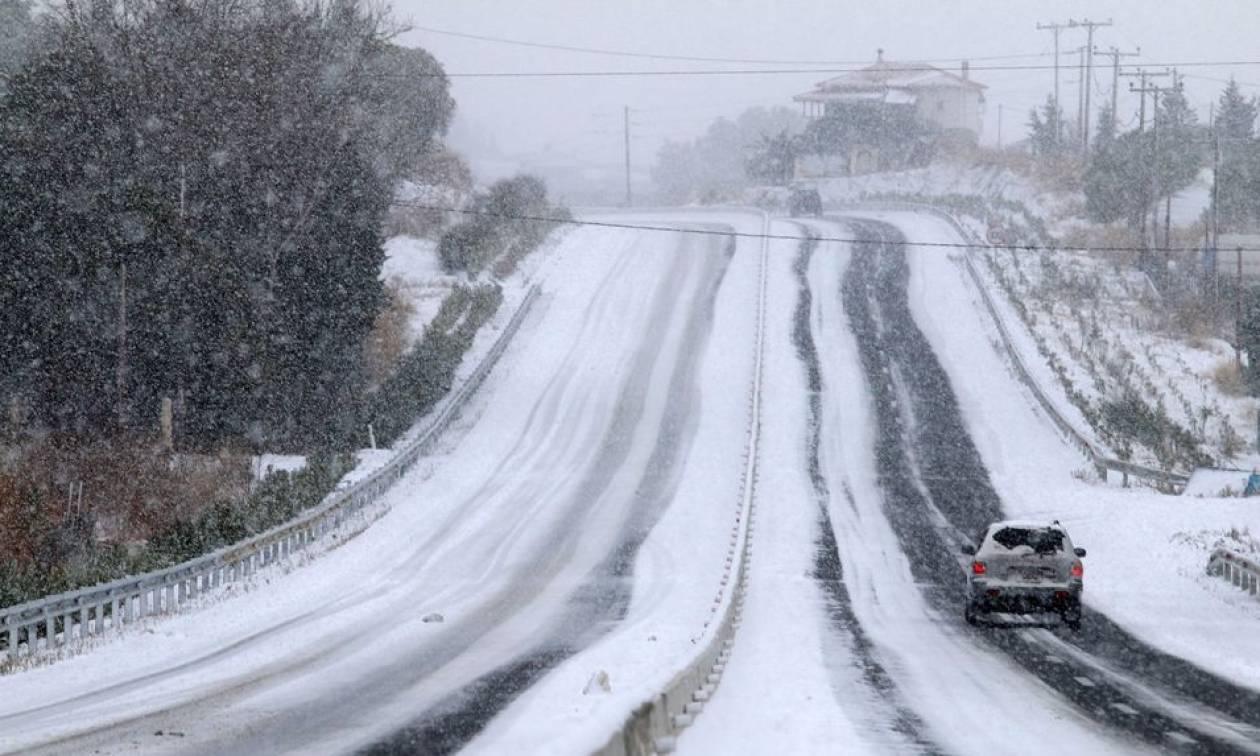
xmin=788 ymin=186 xmax=822 ymax=217
xmin=962 ymin=520 xmax=1086 ymax=630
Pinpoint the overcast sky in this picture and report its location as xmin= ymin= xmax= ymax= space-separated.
xmin=391 ymin=1 xmax=1259 ymax=169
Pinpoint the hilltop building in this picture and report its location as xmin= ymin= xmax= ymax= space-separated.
xmin=792 ymin=50 xmax=987 ymax=176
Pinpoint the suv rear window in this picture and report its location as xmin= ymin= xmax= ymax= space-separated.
xmin=990 ymin=527 xmax=1064 ymax=554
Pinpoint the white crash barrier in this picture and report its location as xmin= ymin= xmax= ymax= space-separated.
xmin=1208 ymin=548 xmax=1260 ymax=598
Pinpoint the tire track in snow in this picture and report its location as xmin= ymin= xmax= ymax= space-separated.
xmin=843 ymin=217 xmax=1260 ymax=755
xmin=361 ymin=231 xmax=737 ymax=755
xmin=790 ymin=228 xmax=942 ymax=755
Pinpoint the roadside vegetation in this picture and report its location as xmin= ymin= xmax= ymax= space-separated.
xmin=0 ymin=0 xmax=563 ymax=608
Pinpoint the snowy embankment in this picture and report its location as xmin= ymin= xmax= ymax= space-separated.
xmin=0 ymin=212 xmax=762 ymax=755
xmin=972 ymin=230 xmax=1257 ymax=473
xmin=872 ymin=208 xmax=1260 ymax=694
xmin=805 ymin=160 xmax=1257 ymax=474
xmin=805 ymin=160 xmax=1211 ymax=237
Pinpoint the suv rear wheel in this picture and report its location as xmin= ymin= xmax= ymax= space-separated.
xmin=1061 ymin=600 xmax=1082 ymax=631
xmin=964 ymin=600 xmax=981 ymax=626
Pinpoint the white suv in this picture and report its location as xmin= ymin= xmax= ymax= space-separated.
xmin=962 ymin=520 xmax=1086 ymax=629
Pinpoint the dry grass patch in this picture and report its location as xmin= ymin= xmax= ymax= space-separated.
xmin=363 ymin=278 xmax=417 ymax=389
xmin=1211 ymin=358 xmax=1247 ymax=396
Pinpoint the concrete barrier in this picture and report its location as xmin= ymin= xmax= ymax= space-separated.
xmin=594 ymin=213 xmax=768 ymax=756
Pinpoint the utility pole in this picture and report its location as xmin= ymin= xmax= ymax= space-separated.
xmin=1076 ymin=46 xmax=1087 ymax=144
xmin=1163 ymin=72 xmax=1184 ymax=253
xmin=1211 ymin=102 xmax=1220 ymax=253
xmin=1130 ymin=77 xmax=1180 ymax=279
xmin=623 ymin=105 xmax=632 ymax=207
xmin=1068 ymin=18 xmax=1113 ymax=152
xmin=1239 ymin=245 xmax=1245 ymax=368
xmin=1036 ymin=21 xmax=1069 ymax=142
xmin=997 ymin=104 xmax=1003 ymax=149
xmin=1121 ymin=68 xmax=1170 ymax=132
xmin=1210 ymin=103 xmax=1221 ymax=308
xmin=1098 ymin=45 xmax=1140 ymax=134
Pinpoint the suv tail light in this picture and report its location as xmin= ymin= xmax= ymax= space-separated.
xmin=971 ymin=560 xmax=986 ymax=575
xmin=1070 ymin=560 xmax=1083 ymax=578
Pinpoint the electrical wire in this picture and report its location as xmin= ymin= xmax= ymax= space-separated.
xmin=430 ymin=60 xmax=1260 ymax=79
xmin=410 ymin=24 xmax=1057 ymax=67
xmin=390 ymin=202 xmax=1256 ymax=253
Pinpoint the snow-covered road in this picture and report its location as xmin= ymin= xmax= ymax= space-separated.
xmin=685 ymin=220 xmax=1141 ymax=755
xmin=811 ymin=212 xmax=1260 ymax=754
xmin=3 ymin=206 xmax=1260 ymax=755
xmin=0 ymin=214 xmax=765 ymax=755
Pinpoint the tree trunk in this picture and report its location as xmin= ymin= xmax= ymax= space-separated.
xmin=116 ymin=260 xmax=128 ymax=430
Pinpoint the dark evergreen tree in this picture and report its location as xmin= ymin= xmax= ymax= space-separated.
xmin=1028 ymin=95 xmax=1067 ymax=158
xmin=1153 ymin=83 xmax=1203 ymax=197
xmin=1084 ymin=104 xmax=1130 ymax=224
xmin=800 ymin=102 xmax=935 ymax=164
xmin=745 ymin=130 xmax=799 ymax=186
xmin=0 ymin=0 xmax=454 ymax=449
xmin=1215 ymin=78 xmax=1258 ymax=230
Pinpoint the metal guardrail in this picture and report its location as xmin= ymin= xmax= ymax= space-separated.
xmin=0 ymin=285 xmax=541 ymax=665
xmin=836 ymin=201 xmax=1189 ymax=493
xmin=595 ymin=213 xmax=768 ymax=756
xmin=1208 ymin=548 xmax=1260 ymax=598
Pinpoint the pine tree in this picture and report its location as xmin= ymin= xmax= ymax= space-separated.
xmin=1153 ymin=83 xmax=1203 ymax=198
xmin=1084 ymin=104 xmax=1129 ymax=223
xmin=1216 ymin=78 xmax=1258 ymax=230
xmin=1028 ymin=95 xmax=1066 ymax=158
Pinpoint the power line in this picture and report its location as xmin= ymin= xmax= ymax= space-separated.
xmin=1182 ymin=72 xmax=1260 ymax=89
xmin=411 ymin=24 xmax=1056 ymax=67
xmin=434 ymin=59 xmax=1260 ymax=79
xmin=390 ymin=202 xmax=1257 ymax=253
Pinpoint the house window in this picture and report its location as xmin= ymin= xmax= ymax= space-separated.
xmin=937 ymin=100 xmax=945 ymax=111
